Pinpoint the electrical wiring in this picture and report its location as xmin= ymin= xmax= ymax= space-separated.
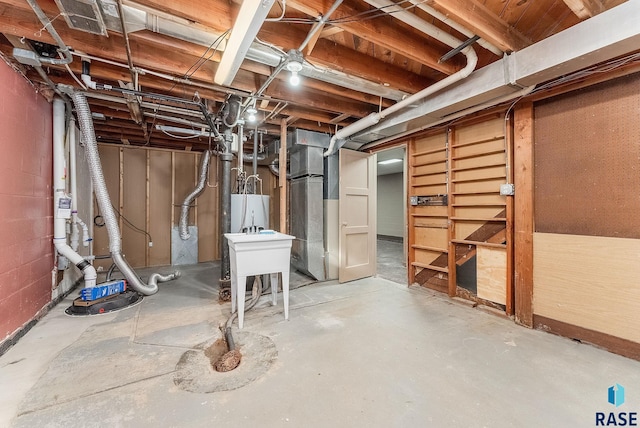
xmin=266 ymin=0 xmax=286 ymax=21
xmin=110 ymin=203 xmax=153 ymax=243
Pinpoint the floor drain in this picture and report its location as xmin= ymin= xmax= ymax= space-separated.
xmin=174 ymin=331 xmax=277 ymax=393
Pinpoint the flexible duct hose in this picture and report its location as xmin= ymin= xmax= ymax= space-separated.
xmin=179 ymin=150 xmax=211 ymax=240
xmin=72 ymin=92 xmax=179 ymax=295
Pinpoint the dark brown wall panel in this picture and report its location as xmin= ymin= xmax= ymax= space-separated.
xmin=534 ymin=72 xmax=640 ymax=239
xmin=149 ymin=151 xmax=172 ymax=266
xmin=122 ymin=149 xmax=147 ymax=268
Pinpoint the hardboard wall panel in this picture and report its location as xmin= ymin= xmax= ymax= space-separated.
xmin=533 ymin=232 xmax=640 ymax=343
xmin=197 ymin=152 xmax=218 ymax=262
xmin=122 ymin=149 xmax=147 ymax=268
xmin=148 ymin=150 xmax=172 ymax=266
xmin=93 ymin=145 xmax=120 ymax=271
xmin=534 ymin=72 xmax=640 ymax=238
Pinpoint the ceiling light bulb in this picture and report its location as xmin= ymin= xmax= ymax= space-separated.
xmin=289 ymin=70 xmax=300 ymax=86
xmin=246 ymin=107 xmax=257 ymax=122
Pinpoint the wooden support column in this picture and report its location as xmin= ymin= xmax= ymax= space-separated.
xmin=446 ymin=128 xmax=457 ymax=297
xmin=513 ymin=102 xmax=534 ymax=327
xmin=279 ymin=119 xmax=288 ymax=233
xmin=505 ymin=114 xmax=514 ymax=316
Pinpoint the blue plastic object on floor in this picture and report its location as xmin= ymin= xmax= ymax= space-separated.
xmin=80 ymin=279 xmax=127 ymax=301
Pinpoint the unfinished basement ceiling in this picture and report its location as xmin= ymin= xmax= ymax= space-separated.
xmin=0 ymin=0 xmax=630 ymax=151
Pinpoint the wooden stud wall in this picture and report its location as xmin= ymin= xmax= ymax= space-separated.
xmin=92 ymin=145 xmax=223 ymax=269
xmin=408 ymin=114 xmax=510 ymax=308
xmin=408 ymin=133 xmax=449 ymax=292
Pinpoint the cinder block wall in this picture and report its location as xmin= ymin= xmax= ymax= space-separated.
xmin=0 ymin=61 xmax=54 ymax=343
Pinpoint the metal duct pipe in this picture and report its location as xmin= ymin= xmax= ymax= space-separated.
xmin=219 ymin=129 xmax=234 ymax=282
xmin=25 ymin=0 xmax=73 ymax=65
xmin=179 ymin=150 xmax=212 ymax=240
xmin=72 ymin=92 xmax=179 ymax=295
xmin=52 ymin=98 xmax=97 ymax=288
xmin=324 ymin=0 xmax=478 ymax=156
xmin=268 ymin=159 xmax=291 ymax=179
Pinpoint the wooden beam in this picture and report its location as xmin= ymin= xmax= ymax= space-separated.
xmin=505 ymin=113 xmax=514 ymax=317
xmin=562 ymin=0 xmax=605 ymax=18
xmin=259 ymin=23 xmax=435 ymax=94
xmin=287 ymin=0 xmax=460 ymax=75
xmin=427 ymin=0 xmax=532 ymax=52
xmin=513 ymin=101 xmax=534 ymax=327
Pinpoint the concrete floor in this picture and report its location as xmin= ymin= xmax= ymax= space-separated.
xmin=376 ymin=237 xmax=407 ymax=285
xmin=2 ymin=262 xmax=640 ymax=428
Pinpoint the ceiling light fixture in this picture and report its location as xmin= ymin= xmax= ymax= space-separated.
xmin=378 ymin=158 xmax=402 ymax=165
xmin=246 ymin=100 xmax=258 ymax=122
xmin=214 ymin=0 xmax=276 ymax=86
xmin=286 ymin=49 xmax=304 ymax=87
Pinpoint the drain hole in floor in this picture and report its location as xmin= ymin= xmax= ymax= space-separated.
xmin=174 ymin=331 xmax=277 ymax=393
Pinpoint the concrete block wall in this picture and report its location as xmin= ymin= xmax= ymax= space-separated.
xmin=0 ymin=61 xmax=54 ymax=343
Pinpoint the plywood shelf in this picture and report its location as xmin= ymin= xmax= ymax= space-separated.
xmin=411 ymin=147 xmax=447 ymax=157
xmin=411 ymin=213 xmax=448 ymax=218
xmin=452 ymin=191 xmax=500 ymax=196
xmin=451 ymin=162 xmax=505 ymax=172
xmin=451 ymin=239 xmax=507 ymax=249
xmin=412 ymin=244 xmax=448 ymax=253
xmin=451 ymin=217 xmax=507 ymax=222
xmin=451 ymin=135 xmax=504 ymax=149
xmin=451 ymin=175 xmax=506 ymax=184
xmin=413 ymin=158 xmax=447 ymax=167
xmin=452 ymin=149 xmax=505 ymax=161
xmin=414 ymin=224 xmax=448 ymax=229
xmin=412 ymin=170 xmax=447 ymax=178
xmin=411 ymin=262 xmax=448 ymax=273
xmin=452 ymin=203 xmax=506 ymax=207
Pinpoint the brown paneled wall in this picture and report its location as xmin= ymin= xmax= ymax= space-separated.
xmin=92 ymin=145 xmax=279 ymax=270
xmin=534 ymin=72 xmax=640 ymax=239
xmin=532 ymin=72 xmax=640 ymax=355
xmin=93 ymin=146 xmax=219 ymax=269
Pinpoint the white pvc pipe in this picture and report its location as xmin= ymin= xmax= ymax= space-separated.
xmin=324 ymin=0 xmax=478 ymax=156
xmin=52 ymin=98 xmax=97 ymax=288
xmin=358 ymin=85 xmax=536 ymax=151
xmin=68 ymin=120 xmax=91 ymax=250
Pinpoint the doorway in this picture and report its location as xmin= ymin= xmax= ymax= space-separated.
xmin=375 ymin=147 xmax=407 ymax=284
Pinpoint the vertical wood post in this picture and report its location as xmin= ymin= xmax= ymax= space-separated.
xmin=514 ymin=102 xmax=534 ymax=327
xmin=505 ymin=114 xmax=515 ymax=316
xmin=279 ymin=119 xmax=288 ymax=233
xmin=446 ymin=128 xmax=457 ymax=297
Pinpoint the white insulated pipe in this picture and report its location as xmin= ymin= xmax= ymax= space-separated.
xmin=324 ymin=0 xmax=478 ymax=156
xmin=52 ymin=98 xmax=97 ymax=288
xmin=68 ymin=119 xmax=91 ymax=251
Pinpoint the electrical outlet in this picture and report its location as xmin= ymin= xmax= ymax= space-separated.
xmin=500 ymin=183 xmax=515 ymax=196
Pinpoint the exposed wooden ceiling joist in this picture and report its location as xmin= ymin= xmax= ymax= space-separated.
xmin=562 ymin=0 xmax=606 ymax=18
xmin=425 ymin=0 xmax=532 ymax=52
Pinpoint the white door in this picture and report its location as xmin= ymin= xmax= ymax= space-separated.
xmin=339 ymin=149 xmax=376 ymax=283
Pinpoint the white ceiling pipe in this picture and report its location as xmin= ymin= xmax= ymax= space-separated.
xmin=52 ymin=98 xmax=97 ymax=289
xmin=358 ymin=84 xmax=535 ymax=151
xmin=408 ymin=1 xmax=503 ymax=57
xmin=324 ymin=0 xmax=478 ymax=156
xmin=116 ymin=3 xmax=408 ymax=100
